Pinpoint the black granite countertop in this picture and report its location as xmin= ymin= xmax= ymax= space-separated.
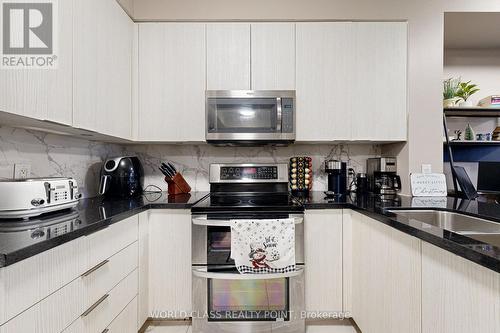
xmin=0 ymin=191 xmax=209 ymax=268
xmin=296 ymin=191 xmax=500 ymax=273
xmin=0 ymin=190 xmax=499 ymax=273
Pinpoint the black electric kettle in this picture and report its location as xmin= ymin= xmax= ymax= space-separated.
xmin=99 ymin=156 xmax=144 ymax=198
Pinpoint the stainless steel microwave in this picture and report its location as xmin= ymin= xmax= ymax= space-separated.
xmin=206 ymin=90 xmax=296 ymax=145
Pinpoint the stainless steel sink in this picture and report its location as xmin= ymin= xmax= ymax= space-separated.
xmin=387 ymin=210 xmax=500 ymax=235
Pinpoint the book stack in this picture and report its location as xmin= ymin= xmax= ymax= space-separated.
xmin=492 ymin=127 xmax=500 ymax=141
xmin=478 ymin=95 xmax=500 ymax=108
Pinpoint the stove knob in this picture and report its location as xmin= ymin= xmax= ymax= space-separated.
xmin=31 ymin=229 xmax=45 ymax=239
xmin=31 ymin=198 xmax=45 ymax=206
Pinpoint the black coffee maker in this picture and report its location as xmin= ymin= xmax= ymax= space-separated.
xmin=99 ymin=156 xmax=144 ymax=198
xmin=325 ymin=160 xmax=347 ymax=197
xmin=366 ymin=157 xmax=401 ymax=196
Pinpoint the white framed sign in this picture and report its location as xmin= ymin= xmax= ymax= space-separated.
xmin=410 ymin=173 xmax=447 ymax=197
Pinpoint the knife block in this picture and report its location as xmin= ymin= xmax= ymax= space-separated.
xmin=165 ymin=173 xmax=191 ymax=195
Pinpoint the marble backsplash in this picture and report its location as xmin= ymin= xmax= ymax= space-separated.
xmin=0 ymin=124 xmax=382 ymax=197
xmin=0 ymin=126 xmax=123 ymax=198
xmin=125 ymin=143 xmax=382 ymax=192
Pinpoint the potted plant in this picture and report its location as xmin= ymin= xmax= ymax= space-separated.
xmin=456 ymin=80 xmax=480 ymax=107
xmin=443 ymin=78 xmax=460 ymax=108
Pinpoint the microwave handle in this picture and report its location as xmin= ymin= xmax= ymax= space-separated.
xmin=192 ymin=215 xmax=304 ymax=226
xmin=276 ymin=97 xmax=282 ymax=131
xmin=192 ymin=267 xmax=304 ymax=280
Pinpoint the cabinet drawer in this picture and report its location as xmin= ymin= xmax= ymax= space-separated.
xmin=0 ymin=274 xmax=84 ymax=333
xmin=64 ymin=269 xmax=138 ymax=333
xmin=86 ymin=215 xmax=138 ymax=269
xmin=0 ymin=216 xmax=138 ymax=329
xmin=82 ymin=241 xmax=138 ymax=306
xmin=107 ymin=297 xmax=138 ymax=333
xmin=0 ymin=236 xmax=87 ymax=325
xmin=0 ymin=242 xmax=138 ymax=333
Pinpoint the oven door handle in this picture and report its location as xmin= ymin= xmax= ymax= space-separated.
xmin=191 ymin=215 xmax=304 ymax=227
xmin=192 ymin=267 xmax=304 ymax=280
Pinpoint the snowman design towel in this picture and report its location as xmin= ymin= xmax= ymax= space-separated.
xmin=230 ymin=218 xmax=296 ymax=274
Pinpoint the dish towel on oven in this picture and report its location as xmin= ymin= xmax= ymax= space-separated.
xmin=230 ymin=218 xmax=296 ymax=274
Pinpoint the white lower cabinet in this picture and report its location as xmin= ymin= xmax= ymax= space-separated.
xmin=148 ymin=210 xmax=192 ymax=317
xmin=107 ymin=297 xmax=138 ymax=333
xmin=138 ymin=211 xmax=150 ymax=328
xmin=304 ymin=210 xmax=343 ymax=313
xmin=0 ymin=277 xmax=83 ymax=333
xmin=2 ymin=208 xmax=498 ymax=333
xmin=0 ymin=235 xmax=87 ymax=326
xmin=350 ymin=210 xmax=421 ymax=333
xmin=422 ymin=243 xmax=500 ymax=333
xmin=63 ymin=270 xmax=138 ymax=333
xmin=0 ymin=215 xmax=139 ymax=333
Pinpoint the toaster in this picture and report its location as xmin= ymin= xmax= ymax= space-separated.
xmin=0 ymin=177 xmax=81 ymax=219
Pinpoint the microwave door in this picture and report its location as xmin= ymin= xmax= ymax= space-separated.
xmin=208 ymin=98 xmax=278 ymax=133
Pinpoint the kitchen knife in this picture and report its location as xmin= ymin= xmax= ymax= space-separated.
xmin=161 ymin=162 xmax=170 ymax=172
xmin=158 ymin=167 xmax=171 ymax=179
xmin=167 ymin=162 xmax=177 ymax=173
xmin=162 ymin=163 xmax=177 ymax=176
xmin=159 ymin=166 xmax=173 ymax=179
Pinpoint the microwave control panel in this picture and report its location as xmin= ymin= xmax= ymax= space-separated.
xmin=220 ymin=166 xmax=278 ymax=180
xmin=281 ymin=98 xmax=294 ymax=133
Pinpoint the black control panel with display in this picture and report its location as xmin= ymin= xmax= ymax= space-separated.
xmin=220 ymin=166 xmax=278 ymax=180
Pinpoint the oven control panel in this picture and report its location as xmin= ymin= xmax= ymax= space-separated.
xmin=220 ymin=166 xmax=278 ymax=180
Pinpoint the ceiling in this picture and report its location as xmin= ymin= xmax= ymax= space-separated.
xmin=445 ymin=12 xmax=500 ymax=49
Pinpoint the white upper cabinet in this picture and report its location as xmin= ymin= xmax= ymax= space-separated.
xmin=137 ymin=23 xmax=206 ymax=141
xmin=296 ymin=22 xmax=353 ymax=141
xmin=206 ymin=23 xmax=251 ymax=90
xmin=251 ymin=23 xmax=296 ymax=90
xmin=351 ymin=22 xmax=407 ymax=141
xmin=0 ymin=0 xmax=73 ymax=125
xmin=73 ymin=0 xmax=134 ymax=139
xmin=296 ymin=22 xmax=407 ymax=142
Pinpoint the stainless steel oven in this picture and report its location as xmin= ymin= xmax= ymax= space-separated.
xmin=206 ymin=90 xmax=296 ymax=145
xmin=192 ymin=214 xmax=305 ymax=333
xmin=190 ymin=163 xmax=305 ymax=333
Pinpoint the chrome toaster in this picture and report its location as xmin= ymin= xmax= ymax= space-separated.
xmin=0 ymin=177 xmax=81 ymax=219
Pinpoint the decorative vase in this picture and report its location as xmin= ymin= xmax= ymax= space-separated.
xmin=458 ymin=99 xmax=474 ymax=107
xmin=443 ymin=98 xmax=458 ymax=108
xmin=464 ymin=124 xmax=475 ymax=141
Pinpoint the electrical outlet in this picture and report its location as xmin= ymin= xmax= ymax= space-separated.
xmin=14 ymin=164 xmax=31 ymax=179
xmin=421 ymin=164 xmax=432 ymax=174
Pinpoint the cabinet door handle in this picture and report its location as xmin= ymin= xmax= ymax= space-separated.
xmin=81 ymin=260 xmax=109 ymax=277
xmin=81 ymin=294 xmax=109 ymax=317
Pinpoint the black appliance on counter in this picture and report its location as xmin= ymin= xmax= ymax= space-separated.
xmin=367 ymin=157 xmax=401 ymax=196
xmin=99 ymin=156 xmax=144 ymax=198
xmin=325 ymin=160 xmax=347 ymax=197
xmin=356 ymin=173 xmax=368 ymax=194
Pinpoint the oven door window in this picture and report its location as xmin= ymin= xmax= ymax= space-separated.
xmin=207 ymin=226 xmax=234 ymax=268
xmin=208 ymin=278 xmax=289 ymax=322
xmin=207 ymin=98 xmax=278 ymax=133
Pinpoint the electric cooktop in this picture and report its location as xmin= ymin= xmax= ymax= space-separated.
xmin=191 ymin=192 xmax=304 ymax=213
xmin=192 ymin=163 xmax=305 ymax=213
